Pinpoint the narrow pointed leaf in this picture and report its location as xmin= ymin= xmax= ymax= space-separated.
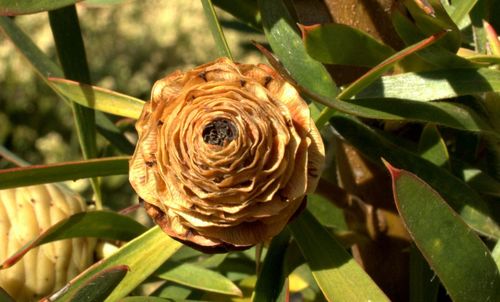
xmin=156 ymin=263 xmax=242 ymax=296
xmin=484 ymin=20 xmax=500 ymax=56
xmin=44 ymin=265 xmax=129 ymax=302
xmin=201 ymin=0 xmax=233 ymax=60
xmin=49 ymin=6 xmax=101 ymax=204
xmin=252 ymin=230 xmax=290 ymax=302
xmin=0 ymin=156 xmax=129 ymax=189
xmin=0 ymin=0 xmax=82 ymax=15
xmin=0 ymin=16 xmax=134 ymax=154
xmin=302 ymin=23 xmax=395 ymax=67
xmin=121 ymin=298 xmax=208 ymax=302
xmin=418 ymin=124 xmax=450 ymax=168
xmin=355 ymin=68 xmax=500 ymax=101
xmin=447 ymin=0 xmax=479 ymax=25
xmin=330 ymin=115 xmax=500 ymax=238
xmin=337 ymin=30 xmax=446 ymax=99
xmin=384 ymin=162 xmax=500 ymax=302
xmin=392 ymin=9 xmax=478 ymax=68
xmin=259 ymin=0 xmax=338 ymax=99
xmin=212 ymin=0 xmax=261 ymax=31
xmin=49 ymin=226 xmax=181 ymax=301
xmin=288 ymin=210 xmax=389 ymax=302
xmin=49 ymin=78 xmax=145 ymax=119
xmin=452 ymin=162 xmax=500 ymax=197
xmin=409 ymin=245 xmax=439 ymax=302
xmin=0 ymin=211 xmax=146 ymax=269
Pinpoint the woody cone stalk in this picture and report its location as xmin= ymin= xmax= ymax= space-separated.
xmin=129 ymin=58 xmax=325 ymax=253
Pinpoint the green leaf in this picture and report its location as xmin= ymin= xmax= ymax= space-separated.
xmin=52 ymin=226 xmax=181 ymax=301
xmin=384 ymin=162 xmax=500 ymax=302
xmin=337 ymin=30 xmax=446 ymax=100
xmin=403 ymin=0 xmax=461 ymax=51
xmin=418 ymin=124 xmax=450 ymax=168
xmin=49 ymin=78 xmax=145 ymax=119
xmin=392 ymin=9 xmax=478 ymax=68
xmin=0 ymin=16 xmax=134 ymax=154
xmin=252 ymin=230 xmax=290 ymax=302
xmin=259 ymin=0 xmax=338 ymax=99
xmin=156 ymin=262 xmax=242 ymax=296
xmin=355 ymin=68 xmax=500 ymax=101
xmin=0 ymin=0 xmax=82 ymax=15
xmin=201 ymin=0 xmax=233 ymax=60
xmin=47 ymin=265 xmax=129 ymax=302
xmin=0 ymin=156 xmax=129 ymax=190
xmin=330 ymin=115 xmax=500 ymax=238
xmin=49 ymin=6 xmax=101 ymax=205
xmin=121 ymin=298 xmax=207 ymax=302
xmin=446 ymin=0 xmax=479 ymax=25
xmin=288 ymin=210 xmax=389 ymax=302
xmin=302 ymin=23 xmax=395 ymax=67
xmin=0 ymin=211 xmax=146 ymax=269
xmin=409 ymin=245 xmax=439 ymax=302
xmin=492 ymin=241 xmax=500 ymax=271
xmin=212 ymin=0 xmax=261 ymax=31
xmin=452 ymin=160 xmax=500 ymax=198
xmin=315 ymin=96 xmax=496 ymax=136
xmin=0 ymin=288 xmax=15 ymax=302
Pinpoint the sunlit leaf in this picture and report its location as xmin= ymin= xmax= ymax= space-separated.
xmin=201 ymin=0 xmax=233 ymax=60
xmin=0 ymin=156 xmax=129 ymax=190
xmin=385 ymin=161 xmax=500 ymax=302
xmin=330 ymin=115 xmax=500 ymax=238
xmin=156 ymin=262 xmax=242 ymax=296
xmin=288 ymin=210 xmax=389 ymax=302
xmin=355 ymin=68 xmax=500 ymax=101
xmin=418 ymin=124 xmax=450 ymax=168
xmin=0 ymin=0 xmax=82 ymax=15
xmin=51 ymin=226 xmax=181 ymax=301
xmin=49 ymin=78 xmax=145 ymax=119
xmin=337 ymin=30 xmax=446 ymax=99
xmin=0 ymin=211 xmax=146 ymax=269
xmin=446 ymin=0 xmax=479 ymax=25
xmin=302 ymin=23 xmax=395 ymax=67
xmin=44 ymin=265 xmax=129 ymax=302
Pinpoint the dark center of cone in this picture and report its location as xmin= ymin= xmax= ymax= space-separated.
xmin=202 ymin=119 xmax=237 ymax=146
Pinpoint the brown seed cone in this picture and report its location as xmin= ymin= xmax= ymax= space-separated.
xmin=129 ymin=58 xmax=325 ymax=252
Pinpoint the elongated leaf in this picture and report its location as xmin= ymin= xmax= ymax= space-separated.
xmin=453 ymin=162 xmax=500 ymax=197
xmin=0 ymin=156 xmax=129 ymax=189
xmin=0 ymin=0 xmax=81 ymax=15
xmin=0 ymin=16 xmax=134 ymax=154
xmin=392 ymin=9 xmax=478 ymax=68
xmin=313 ymin=95 xmax=495 ymax=136
xmin=44 ymin=265 xmax=129 ymax=302
xmin=49 ymin=78 xmax=145 ymax=119
xmin=404 ymin=0 xmax=461 ymax=51
xmin=54 ymin=226 xmax=181 ymax=301
xmin=252 ymin=230 xmax=290 ymax=302
xmin=212 ymin=0 xmax=261 ymax=31
xmin=337 ymin=30 xmax=446 ymax=99
xmin=288 ymin=210 xmax=389 ymax=302
xmin=259 ymin=0 xmax=337 ymax=99
xmin=49 ymin=6 xmax=101 ymax=205
xmin=330 ymin=115 xmax=500 ymax=238
xmin=409 ymin=245 xmax=439 ymax=302
xmin=156 ymin=263 xmax=242 ymax=296
xmin=0 ymin=211 xmax=146 ymax=269
xmin=355 ymin=68 xmax=500 ymax=101
xmin=493 ymin=241 xmax=500 ymax=270
xmin=447 ymin=0 xmax=479 ymax=25
xmin=201 ymin=0 xmax=233 ymax=60
xmin=302 ymin=23 xmax=395 ymax=67
xmin=418 ymin=124 xmax=450 ymax=168
xmin=385 ymin=162 xmax=500 ymax=302
xmin=121 ymin=298 xmax=207 ymax=302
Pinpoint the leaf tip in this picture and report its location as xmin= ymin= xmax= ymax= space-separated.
xmin=381 ymin=158 xmax=401 ymax=179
